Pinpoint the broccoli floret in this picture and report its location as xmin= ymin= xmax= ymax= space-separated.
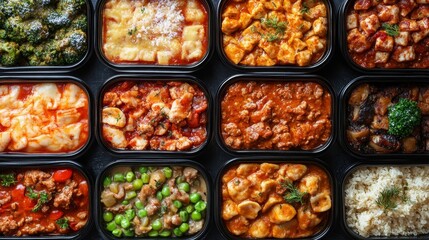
xmin=4 ymin=16 xmax=26 ymax=43
xmin=61 ymin=29 xmax=86 ymax=64
xmin=70 ymin=14 xmax=87 ymax=32
xmin=44 ymin=10 xmax=71 ymax=30
xmin=57 ymin=0 xmax=86 ymax=17
xmin=3 ymin=0 xmax=35 ymax=19
xmin=19 ymin=42 xmax=34 ymax=57
xmin=0 ymin=30 xmax=6 ymax=39
xmin=0 ymin=41 xmax=20 ymax=66
xmin=25 ymin=20 xmax=49 ymax=44
xmin=388 ymin=98 xmax=421 ymax=138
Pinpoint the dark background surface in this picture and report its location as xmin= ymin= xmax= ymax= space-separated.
xmin=2 ymin=0 xmax=362 ymax=238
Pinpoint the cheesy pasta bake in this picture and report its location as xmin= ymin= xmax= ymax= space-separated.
xmin=221 ymin=0 xmax=329 ymax=66
xmin=0 ymin=82 xmax=89 ymax=154
xmin=102 ymin=0 xmax=209 ymax=65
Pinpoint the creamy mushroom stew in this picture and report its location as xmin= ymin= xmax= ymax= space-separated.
xmin=221 ymin=163 xmax=332 ymax=238
xmin=100 ymin=166 xmax=207 ymax=238
xmin=346 ymin=83 xmax=429 ymax=153
xmin=0 ymin=168 xmax=90 ymax=236
xmin=101 ymin=81 xmax=208 ymax=151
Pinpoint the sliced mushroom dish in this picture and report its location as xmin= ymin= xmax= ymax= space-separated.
xmin=346 ymin=83 xmax=429 ymax=154
xmin=0 ymin=168 xmax=90 ymax=236
xmin=101 ymin=81 xmax=208 ymax=151
xmin=100 ymin=166 xmax=208 ymax=238
xmin=221 ymin=162 xmax=332 ymax=238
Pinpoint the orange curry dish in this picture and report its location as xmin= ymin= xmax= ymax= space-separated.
xmin=102 ymin=81 xmax=208 ymax=151
xmin=221 ymin=0 xmax=329 ymax=66
xmin=221 ymin=163 xmax=332 ymax=238
xmin=221 ymin=81 xmax=332 ymax=151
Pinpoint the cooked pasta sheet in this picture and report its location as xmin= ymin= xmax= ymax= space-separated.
xmin=102 ymin=0 xmax=209 ymax=65
xmin=0 ymin=83 xmax=89 ymax=153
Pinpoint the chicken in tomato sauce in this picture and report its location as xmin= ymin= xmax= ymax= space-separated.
xmin=0 ymin=168 xmax=90 ymax=236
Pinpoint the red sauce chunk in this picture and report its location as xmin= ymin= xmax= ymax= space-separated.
xmin=0 ymin=168 xmax=90 ymax=236
xmin=221 ymin=81 xmax=332 ymax=150
xmin=101 ymin=81 xmax=208 ymax=151
xmin=346 ymin=1 xmax=429 ymax=69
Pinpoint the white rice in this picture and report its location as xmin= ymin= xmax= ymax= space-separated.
xmin=344 ymin=166 xmax=429 ymax=237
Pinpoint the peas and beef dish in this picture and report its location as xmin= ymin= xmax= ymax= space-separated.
xmin=221 ymin=163 xmax=332 ymax=238
xmin=221 ymin=81 xmax=332 ymax=151
xmin=346 ymin=83 xmax=429 ymax=153
xmin=100 ymin=166 xmax=208 ymax=238
xmin=346 ymin=0 xmax=429 ymax=69
xmin=0 ymin=0 xmax=88 ymax=67
xmin=102 ymin=81 xmax=208 ymax=151
xmin=0 ymin=168 xmax=90 ymax=236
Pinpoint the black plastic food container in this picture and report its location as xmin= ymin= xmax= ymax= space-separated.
xmin=94 ymin=0 xmax=214 ymax=72
xmin=0 ymin=0 xmax=92 ymax=73
xmin=0 ymin=160 xmax=93 ymax=240
xmin=95 ymin=159 xmax=212 ymax=240
xmin=216 ymin=74 xmax=335 ymax=156
xmin=0 ymin=76 xmax=93 ymax=159
xmin=338 ymin=0 xmax=429 ymax=74
xmin=217 ymin=0 xmax=334 ymax=72
xmin=97 ymin=74 xmax=212 ymax=157
xmin=215 ymin=157 xmax=335 ymax=240
xmin=339 ymin=75 xmax=429 ymax=159
xmin=341 ymin=162 xmax=429 ymax=239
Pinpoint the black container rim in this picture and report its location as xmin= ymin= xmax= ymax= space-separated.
xmin=95 ymin=159 xmax=212 ymax=240
xmin=214 ymin=156 xmax=335 ymax=240
xmin=96 ymin=74 xmax=212 ymax=157
xmin=339 ymin=75 xmax=429 ymax=160
xmin=215 ymin=74 xmax=336 ymax=156
xmin=340 ymin=161 xmax=429 ymax=240
xmin=0 ymin=160 xmax=93 ymax=240
xmin=0 ymin=75 xmax=93 ymax=160
xmin=94 ymin=0 xmax=214 ymax=73
xmin=0 ymin=0 xmax=93 ymax=73
xmin=338 ymin=0 xmax=429 ymax=74
xmin=216 ymin=0 xmax=334 ymax=73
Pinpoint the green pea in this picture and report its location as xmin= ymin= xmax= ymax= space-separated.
xmin=120 ymin=218 xmax=131 ymax=228
xmin=133 ymin=179 xmax=143 ymax=190
xmin=152 ymin=219 xmax=162 ymax=231
xmin=141 ymin=173 xmax=150 ymax=184
xmin=173 ymin=227 xmax=183 ymax=237
xmin=123 ymin=229 xmax=134 ymax=237
xmin=179 ymin=210 xmax=189 ymax=222
xmin=113 ymin=173 xmax=125 ymax=182
xmin=159 ymin=230 xmax=171 ymax=237
xmin=179 ymin=222 xmax=189 ymax=233
xmin=186 ymin=205 xmax=194 ymax=214
xmin=161 ymin=185 xmax=170 ymax=197
xmin=137 ymin=209 xmax=148 ymax=218
xmin=191 ymin=210 xmax=202 ymax=221
xmin=122 ymin=200 xmax=129 ymax=205
xmin=126 ymin=171 xmax=135 ymax=182
xmin=195 ymin=200 xmax=207 ymax=212
xmin=103 ymin=176 xmax=111 ymax=188
xmin=125 ymin=191 xmax=137 ymax=200
xmin=178 ymin=182 xmax=190 ymax=192
xmin=148 ymin=230 xmax=158 ymax=237
xmin=125 ymin=209 xmax=135 ymax=220
xmin=173 ymin=200 xmax=182 ymax=209
xmin=112 ymin=229 xmax=122 ymax=237
xmin=106 ymin=221 xmax=116 ymax=231
xmin=190 ymin=192 xmax=201 ymax=203
xmin=114 ymin=214 xmax=124 ymax=224
xmin=103 ymin=212 xmax=113 ymax=222
xmin=156 ymin=191 xmax=163 ymax=201
xmin=163 ymin=167 xmax=173 ymax=179
xmin=135 ymin=200 xmax=144 ymax=209
xmin=175 ymin=176 xmax=185 ymax=185
xmin=139 ymin=166 xmax=148 ymax=174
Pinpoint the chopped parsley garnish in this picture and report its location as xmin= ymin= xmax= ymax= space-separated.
xmin=56 ymin=218 xmax=69 ymax=229
xmin=0 ymin=173 xmax=16 ymax=187
xmin=382 ymin=23 xmax=399 ymax=37
xmin=376 ymin=185 xmax=408 ymax=211
xmin=32 ymin=191 xmax=50 ymax=212
xmin=26 ymin=187 xmax=38 ymax=199
xmin=300 ymin=2 xmax=309 ymax=14
xmin=115 ymin=113 xmax=121 ymax=123
xmin=282 ymin=181 xmax=307 ymax=204
xmin=128 ymin=27 xmax=137 ymax=35
xmin=141 ymin=7 xmax=146 ymax=14
xmin=253 ymin=16 xmax=287 ymax=42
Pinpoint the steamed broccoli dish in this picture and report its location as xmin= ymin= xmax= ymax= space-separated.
xmin=0 ymin=0 xmax=87 ymax=66
xmin=388 ymin=98 xmax=422 ymax=138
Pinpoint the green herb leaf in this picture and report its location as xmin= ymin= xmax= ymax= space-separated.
xmin=300 ymin=2 xmax=309 ymax=14
xmin=141 ymin=7 xmax=146 ymax=14
xmin=128 ymin=27 xmax=137 ymax=35
xmin=382 ymin=23 xmax=399 ymax=37
xmin=376 ymin=186 xmax=407 ymax=211
xmin=282 ymin=181 xmax=307 ymax=204
xmin=0 ymin=173 xmax=16 ymax=187
xmin=26 ymin=187 xmax=38 ymax=199
xmin=32 ymin=191 xmax=50 ymax=212
xmin=56 ymin=218 xmax=69 ymax=229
